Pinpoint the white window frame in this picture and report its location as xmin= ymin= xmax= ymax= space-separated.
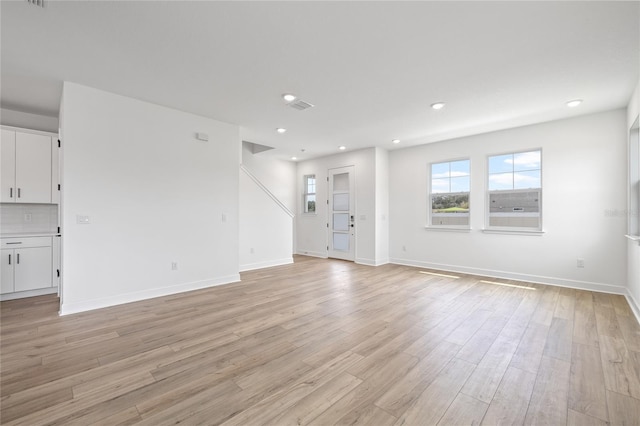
xmin=428 ymin=158 xmax=471 ymax=231
xmin=303 ymin=174 xmax=317 ymax=214
xmin=485 ymin=149 xmax=543 ymax=234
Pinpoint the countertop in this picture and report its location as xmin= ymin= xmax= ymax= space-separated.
xmin=1 ymin=232 xmax=61 ymax=238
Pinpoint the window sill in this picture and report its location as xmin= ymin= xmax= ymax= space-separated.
xmin=625 ymin=234 xmax=640 ymax=242
xmin=482 ymin=228 xmax=545 ymax=236
xmin=425 ymin=226 xmax=471 ymax=233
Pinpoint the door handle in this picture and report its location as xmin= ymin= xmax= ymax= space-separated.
xmin=350 ymin=224 xmax=354 ymax=228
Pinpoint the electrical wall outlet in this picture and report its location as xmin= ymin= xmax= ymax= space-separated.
xmin=577 ymin=258 xmax=585 ymax=268
xmin=171 ymin=262 xmax=178 ymax=270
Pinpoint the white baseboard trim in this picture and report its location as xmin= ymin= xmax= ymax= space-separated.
xmin=356 ymin=258 xmax=390 ymax=267
xmin=59 ymin=274 xmax=241 ymax=316
xmin=625 ymin=291 xmax=640 ymax=325
xmin=1 ymin=286 xmax=58 ymax=301
xmin=296 ymin=250 xmax=328 ymax=259
xmin=239 ymin=257 xmax=294 ymax=272
xmin=389 ymin=257 xmax=628 ymax=296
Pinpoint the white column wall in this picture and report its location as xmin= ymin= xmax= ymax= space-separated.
xmin=60 ymin=83 xmax=240 ymax=314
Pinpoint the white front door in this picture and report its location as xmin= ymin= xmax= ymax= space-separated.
xmin=328 ymin=166 xmax=355 ymax=261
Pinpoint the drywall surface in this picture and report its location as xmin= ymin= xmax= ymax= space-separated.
xmin=1 ymin=108 xmax=58 ymax=133
xmin=239 ymin=169 xmax=293 ymax=271
xmin=296 ymin=148 xmax=379 ymax=264
xmin=627 ymin=80 xmax=640 ymax=319
xmin=239 ymin=143 xmax=296 ymax=270
xmin=390 ymin=110 xmax=628 ymax=294
xmin=60 ymin=83 xmax=240 ymax=314
xmin=375 ymin=147 xmax=390 ymax=265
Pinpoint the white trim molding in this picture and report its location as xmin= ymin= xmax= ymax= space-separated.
xmin=356 ymin=257 xmax=390 ymax=267
xmin=296 ymin=250 xmax=328 ymax=259
xmin=390 ymin=257 xmax=628 ymax=296
xmin=240 ymin=257 xmax=293 ymax=272
xmin=59 ymin=274 xmax=240 ymax=315
xmin=625 ymin=291 xmax=640 ymax=325
xmin=0 ymin=286 xmax=58 ymax=301
xmin=240 ymin=164 xmax=294 ymax=218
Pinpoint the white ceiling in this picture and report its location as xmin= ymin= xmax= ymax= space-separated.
xmin=1 ymin=1 xmax=639 ymax=161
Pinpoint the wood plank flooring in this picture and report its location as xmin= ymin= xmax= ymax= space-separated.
xmin=1 ymin=255 xmax=639 ymax=425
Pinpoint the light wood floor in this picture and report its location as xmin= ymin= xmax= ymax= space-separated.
xmin=1 ymin=256 xmax=639 ymax=425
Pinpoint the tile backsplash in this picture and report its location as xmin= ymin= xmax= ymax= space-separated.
xmin=0 ymin=203 xmax=58 ymax=234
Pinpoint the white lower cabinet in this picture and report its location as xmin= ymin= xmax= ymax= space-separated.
xmin=1 ymin=237 xmax=53 ymax=295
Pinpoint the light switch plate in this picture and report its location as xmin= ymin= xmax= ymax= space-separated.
xmin=76 ymin=215 xmax=90 ymax=224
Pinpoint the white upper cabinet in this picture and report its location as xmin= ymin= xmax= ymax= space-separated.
xmin=1 ymin=128 xmax=54 ymax=204
xmin=1 ymin=129 xmax=16 ymax=202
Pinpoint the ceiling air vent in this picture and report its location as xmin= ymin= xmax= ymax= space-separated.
xmin=288 ymin=100 xmax=315 ymax=111
xmin=26 ymin=0 xmax=45 ymax=7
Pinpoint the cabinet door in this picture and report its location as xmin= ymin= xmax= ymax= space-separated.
xmin=14 ymin=247 xmax=52 ymax=292
xmin=1 ymin=129 xmax=16 ymax=202
xmin=1 ymin=250 xmax=15 ymax=294
xmin=15 ymin=132 xmax=52 ymax=203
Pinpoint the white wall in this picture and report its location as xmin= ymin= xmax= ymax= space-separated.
xmin=390 ymin=110 xmax=628 ymax=294
xmin=296 ymin=147 xmax=390 ymax=265
xmin=59 ymin=82 xmax=240 ymax=314
xmin=1 ymin=108 xmax=59 ymax=133
xmin=239 ymin=170 xmax=293 ymax=271
xmin=241 ymin=143 xmax=297 ymax=213
xmin=627 ymin=80 xmax=640 ymax=319
xmin=239 ymin=143 xmax=296 ymax=271
xmin=375 ymin=147 xmax=390 ymax=264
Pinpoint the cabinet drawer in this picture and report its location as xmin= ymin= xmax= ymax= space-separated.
xmin=1 ymin=237 xmax=52 ymax=249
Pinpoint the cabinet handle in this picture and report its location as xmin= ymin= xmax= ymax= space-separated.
xmin=16 ymin=253 xmax=19 ymax=264
xmin=17 ymin=188 xmax=21 ymax=198
xmin=8 ymin=254 xmax=11 ymax=265
xmin=9 ymin=188 xmax=13 ymax=198
xmin=6 ymin=242 xmax=22 ymax=245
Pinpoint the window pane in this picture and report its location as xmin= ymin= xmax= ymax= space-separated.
xmin=431 ymin=162 xmax=450 ymax=179
xmin=432 ymin=193 xmax=469 ymax=214
xmin=450 ymin=160 xmax=470 ymax=177
xmin=489 ymin=191 xmax=540 ymax=213
xmin=333 ymin=233 xmax=349 ymax=251
xmin=450 ymin=176 xmax=470 ymax=193
xmin=489 ymin=154 xmax=513 ymax=174
xmin=333 ymin=213 xmax=349 ymax=231
xmin=513 ymin=151 xmax=540 ymax=172
xmin=305 ymin=194 xmax=316 ymax=213
xmin=431 ymin=178 xmax=450 ymax=194
xmin=488 ymin=172 xmax=513 ymax=190
xmin=304 ymin=175 xmax=316 ymax=194
xmin=333 ymin=173 xmax=349 ymax=191
xmin=333 ymin=193 xmax=349 ymax=211
xmin=514 ymin=170 xmax=541 ymax=189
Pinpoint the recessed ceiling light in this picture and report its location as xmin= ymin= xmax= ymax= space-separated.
xmin=431 ymin=102 xmax=445 ymax=110
xmin=276 ymin=128 xmax=287 ymax=133
xmin=282 ymin=94 xmax=297 ymax=102
xmin=291 ymin=156 xmax=297 ymax=160
xmin=339 ymin=146 xmax=346 ymax=150
xmin=566 ymin=99 xmax=583 ymax=108
xmin=392 ymin=139 xmax=400 ymax=144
